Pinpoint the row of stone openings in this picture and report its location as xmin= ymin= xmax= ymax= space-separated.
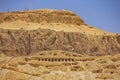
xmin=78 ymin=58 xmax=95 ymax=62
xmin=38 ymin=58 xmax=75 ymax=62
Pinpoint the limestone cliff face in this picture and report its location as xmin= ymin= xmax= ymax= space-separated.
xmin=0 ymin=9 xmax=119 ymax=56
xmin=0 ymin=28 xmax=120 ymax=56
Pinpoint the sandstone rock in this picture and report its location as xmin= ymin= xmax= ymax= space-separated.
xmin=0 ymin=9 xmax=120 ymax=80
xmin=0 ymin=9 xmax=84 ymax=25
xmin=0 ymin=28 xmax=119 ymax=56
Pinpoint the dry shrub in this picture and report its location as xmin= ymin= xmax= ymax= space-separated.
xmin=89 ymin=26 xmax=93 ymax=28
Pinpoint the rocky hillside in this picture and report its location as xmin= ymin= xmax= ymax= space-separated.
xmin=0 ymin=28 xmax=120 ymax=56
xmin=0 ymin=9 xmax=120 ymax=56
xmin=0 ymin=9 xmax=120 ymax=80
xmin=0 ymin=50 xmax=120 ymax=80
xmin=0 ymin=9 xmax=84 ymax=25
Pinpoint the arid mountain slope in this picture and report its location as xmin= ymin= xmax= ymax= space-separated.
xmin=0 ymin=9 xmax=114 ymax=34
xmin=0 ymin=9 xmax=120 ymax=56
xmin=0 ymin=9 xmax=120 ymax=80
xmin=0 ymin=9 xmax=84 ymax=25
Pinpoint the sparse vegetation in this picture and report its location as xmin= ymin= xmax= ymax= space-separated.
xmin=104 ymin=33 xmax=106 ymax=35
xmin=84 ymin=24 xmax=88 ymax=26
xmin=89 ymin=26 xmax=93 ymax=28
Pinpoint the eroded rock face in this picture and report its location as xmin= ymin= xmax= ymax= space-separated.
xmin=0 ymin=9 xmax=120 ymax=80
xmin=0 ymin=9 xmax=84 ymax=25
xmin=0 ymin=51 xmax=120 ymax=80
xmin=0 ymin=28 xmax=120 ymax=56
xmin=0 ymin=9 xmax=119 ymax=56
